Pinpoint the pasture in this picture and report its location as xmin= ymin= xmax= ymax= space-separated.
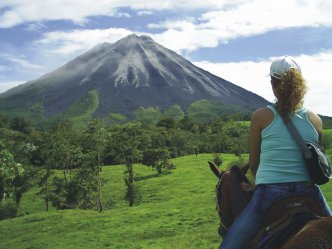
xmin=0 ymin=153 xmax=331 ymax=249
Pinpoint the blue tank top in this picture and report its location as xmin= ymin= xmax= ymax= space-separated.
xmin=255 ymin=105 xmax=318 ymax=185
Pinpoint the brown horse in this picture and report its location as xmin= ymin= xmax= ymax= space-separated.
xmin=209 ymin=162 xmax=332 ymax=249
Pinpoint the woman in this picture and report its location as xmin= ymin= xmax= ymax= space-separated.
xmin=219 ymin=56 xmax=332 ymax=249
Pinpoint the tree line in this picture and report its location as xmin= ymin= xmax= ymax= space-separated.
xmin=0 ymin=111 xmax=253 ymax=219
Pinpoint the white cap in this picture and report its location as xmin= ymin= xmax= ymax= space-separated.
xmin=270 ymin=56 xmax=301 ymax=79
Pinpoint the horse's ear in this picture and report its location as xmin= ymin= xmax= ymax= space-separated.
xmin=208 ymin=161 xmax=222 ymax=178
xmin=240 ymin=163 xmax=249 ymax=175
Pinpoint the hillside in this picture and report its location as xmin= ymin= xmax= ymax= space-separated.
xmin=0 ymin=34 xmax=269 ymax=122
xmin=1 ymin=154 xmax=223 ymax=249
xmin=0 ymin=154 xmax=331 ymax=249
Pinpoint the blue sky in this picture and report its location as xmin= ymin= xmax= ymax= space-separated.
xmin=1 ymin=0 xmax=332 ymax=116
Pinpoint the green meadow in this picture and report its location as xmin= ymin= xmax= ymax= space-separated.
xmin=0 ymin=153 xmax=331 ymax=249
xmin=324 ymin=129 xmax=332 ymax=154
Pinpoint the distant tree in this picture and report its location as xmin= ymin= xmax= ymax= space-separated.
xmin=37 ymin=130 xmax=58 ymax=211
xmin=225 ymin=122 xmax=249 ymax=155
xmin=162 ymin=105 xmax=185 ymax=122
xmin=167 ymin=129 xmax=195 ymax=157
xmin=9 ymin=116 xmax=32 ymax=134
xmin=213 ymin=153 xmax=223 ymax=166
xmin=110 ymin=123 xmax=149 ymax=206
xmin=142 ymin=147 xmax=170 ymax=174
xmin=134 ymin=107 xmax=161 ymax=126
xmin=0 ymin=113 xmax=7 ymax=128
xmin=51 ymin=121 xmax=81 ymax=182
xmin=209 ymin=119 xmax=228 ymax=153
xmin=36 ymin=121 xmax=78 ymax=211
xmin=156 ymin=116 xmax=176 ymax=129
xmin=81 ymin=119 xmax=108 ymax=212
xmin=0 ymin=140 xmax=24 ymax=204
xmin=35 ymin=120 xmax=107 ymax=211
xmin=179 ymin=115 xmax=196 ymax=132
xmin=0 ymin=128 xmax=35 ymax=207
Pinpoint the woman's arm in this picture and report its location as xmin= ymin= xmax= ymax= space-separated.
xmin=307 ymin=110 xmax=323 ymax=144
xmin=249 ymin=108 xmax=274 ymax=177
xmin=249 ymin=111 xmax=261 ymax=177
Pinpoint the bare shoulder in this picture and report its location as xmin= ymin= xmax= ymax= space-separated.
xmin=307 ymin=110 xmax=323 ymax=143
xmin=252 ymin=107 xmax=274 ymax=130
xmin=307 ymin=110 xmax=323 ymax=131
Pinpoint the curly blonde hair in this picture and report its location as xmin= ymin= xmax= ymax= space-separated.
xmin=273 ymin=68 xmax=307 ymax=120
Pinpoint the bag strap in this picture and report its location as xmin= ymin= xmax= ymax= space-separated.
xmin=275 ymin=108 xmax=313 ymax=161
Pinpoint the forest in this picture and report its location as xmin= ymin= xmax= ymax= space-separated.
xmin=0 ymin=107 xmax=251 ymax=219
xmin=1 ymin=102 xmax=332 ymax=220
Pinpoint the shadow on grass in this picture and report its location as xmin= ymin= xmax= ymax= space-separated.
xmin=134 ymin=171 xmax=173 ymax=181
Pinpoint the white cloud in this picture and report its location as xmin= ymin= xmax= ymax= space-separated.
xmin=25 ymin=22 xmax=47 ymax=32
xmin=143 ymin=0 xmax=332 ymax=53
xmin=194 ymin=59 xmax=274 ymax=101
xmin=0 ymin=0 xmax=118 ymax=28
xmin=36 ymin=28 xmax=133 ymax=56
xmin=113 ymin=12 xmax=131 ymax=18
xmin=0 ymin=53 xmax=44 ymax=72
xmin=194 ymin=51 xmax=332 ymax=117
xmin=2 ymin=0 xmax=331 ymax=57
xmin=0 ymin=81 xmax=24 ymax=93
xmin=17 ymin=0 xmax=332 ymax=54
xmin=0 ymin=0 xmax=221 ymax=28
xmin=1 ymin=0 xmax=332 ymax=32
xmin=7 ymin=57 xmax=44 ymax=70
xmin=137 ymin=10 xmax=154 ymax=16
xmin=297 ymin=52 xmax=332 ymax=117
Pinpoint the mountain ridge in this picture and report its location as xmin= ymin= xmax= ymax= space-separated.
xmin=0 ymin=34 xmax=269 ymax=119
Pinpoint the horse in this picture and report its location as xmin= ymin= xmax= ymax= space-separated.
xmin=209 ymin=161 xmax=332 ymax=249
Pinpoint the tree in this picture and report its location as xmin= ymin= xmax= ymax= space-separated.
xmin=0 ymin=113 xmax=7 ymax=128
xmin=110 ymin=123 xmax=148 ymax=206
xmin=209 ymin=119 xmax=228 ymax=153
xmin=37 ymin=130 xmax=58 ymax=211
xmin=0 ymin=141 xmax=24 ymax=203
xmin=9 ymin=116 xmax=32 ymax=134
xmin=179 ymin=115 xmax=197 ymax=132
xmin=81 ymin=119 xmax=108 ymax=212
xmin=142 ymin=147 xmax=170 ymax=174
xmin=225 ymin=122 xmax=249 ymax=155
xmin=162 ymin=105 xmax=185 ymax=122
xmin=134 ymin=107 xmax=161 ymax=126
xmin=156 ymin=116 xmax=176 ymax=129
xmin=0 ymin=128 xmax=34 ymax=207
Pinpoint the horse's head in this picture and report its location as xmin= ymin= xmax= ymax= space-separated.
xmin=209 ymin=161 xmax=250 ymax=178
xmin=208 ymin=161 xmax=253 ymax=237
xmin=208 ymin=161 xmax=224 ymax=178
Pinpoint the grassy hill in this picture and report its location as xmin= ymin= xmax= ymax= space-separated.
xmin=0 ymin=154 xmax=331 ymax=249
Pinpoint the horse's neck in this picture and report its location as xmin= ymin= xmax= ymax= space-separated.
xmin=220 ymin=173 xmax=251 ymax=226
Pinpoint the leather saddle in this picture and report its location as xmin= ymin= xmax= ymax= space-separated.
xmin=248 ymin=195 xmax=323 ymax=249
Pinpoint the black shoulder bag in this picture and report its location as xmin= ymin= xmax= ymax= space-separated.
xmin=279 ymin=113 xmax=331 ymax=185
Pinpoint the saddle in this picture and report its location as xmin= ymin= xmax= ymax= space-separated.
xmin=248 ymin=195 xmax=322 ymax=249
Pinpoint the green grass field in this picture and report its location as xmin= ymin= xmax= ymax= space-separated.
xmin=324 ymin=129 xmax=332 ymax=154
xmin=0 ymin=153 xmax=331 ymax=249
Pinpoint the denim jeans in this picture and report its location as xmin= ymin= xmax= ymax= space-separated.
xmin=219 ymin=182 xmax=332 ymax=249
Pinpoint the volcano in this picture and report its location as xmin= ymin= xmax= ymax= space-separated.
xmin=0 ymin=34 xmax=268 ymax=118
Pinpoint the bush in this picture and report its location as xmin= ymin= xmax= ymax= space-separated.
xmin=213 ymin=153 xmax=223 ymax=166
xmin=227 ymin=155 xmax=246 ymax=169
xmin=0 ymin=200 xmax=18 ymax=220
